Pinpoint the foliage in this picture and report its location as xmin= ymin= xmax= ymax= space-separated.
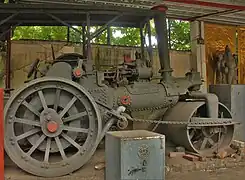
xmin=13 ymin=26 xmax=67 ymax=41
xmin=168 ymin=20 xmax=191 ymax=51
xmin=111 ymin=27 xmax=141 ymax=46
xmin=12 ymin=19 xmax=191 ymax=51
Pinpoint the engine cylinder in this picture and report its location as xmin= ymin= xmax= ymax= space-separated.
xmin=114 ymin=83 xmax=179 ymax=111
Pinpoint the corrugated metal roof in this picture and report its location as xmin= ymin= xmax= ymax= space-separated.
xmin=162 ymin=0 xmax=245 ymax=26
xmin=0 ymin=3 xmax=157 ymax=27
xmin=2 ymin=0 xmax=245 ymax=26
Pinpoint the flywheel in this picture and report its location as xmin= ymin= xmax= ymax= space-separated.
xmin=4 ymin=77 xmax=102 ymax=177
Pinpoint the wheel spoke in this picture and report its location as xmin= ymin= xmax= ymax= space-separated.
xmin=38 ymin=90 xmax=48 ymax=109
xmin=59 ymin=96 xmax=77 ymax=118
xmin=200 ymin=137 xmax=208 ymax=150
xmin=44 ymin=138 xmax=51 ymax=163
xmin=54 ymin=137 xmax=67 ymax=160
xmin=63 ymin=126 xmax=89 ymax=133
xmin=63 ymin=111 xmax=87 ymax=123
xmin=208 ymin=137 xmax=215 ymax=146
xmin=15 ymin=118 xmax=41 ymax=127
xmin=22 ymin=101 xmax=40 ymax=117
xmin=189 ymin=130 xmax=195 ymax=140
xmin=54 ymin=89 xmax=61 ymax=111
xmin=61 ymin=133 xmax=82 ymax=150
xmin=27 ymin=134 xmax=46 ymax=156
xmin=16 ymin=128 xmax=41 ymax=141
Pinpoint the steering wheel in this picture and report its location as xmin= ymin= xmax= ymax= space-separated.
xmin=27 ymin=59 xmax=40 ymax=78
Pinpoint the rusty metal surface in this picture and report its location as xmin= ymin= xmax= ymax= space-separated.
xmin=204 ymin=23 xmax=236 ymax=86
xmin=238 ymin=27 xmax=245 ymax=84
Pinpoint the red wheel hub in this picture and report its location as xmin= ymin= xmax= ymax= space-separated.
xmin=47 ymin=121 xmax=58 ymax=133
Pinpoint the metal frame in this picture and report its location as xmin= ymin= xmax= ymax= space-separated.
xmin=163 ymin=0 xmax=245 ymax=26
xmin=0 ymin=3 xmax=157 ymax=91
xmin=0 ymin=3 xmax=155 ymax=27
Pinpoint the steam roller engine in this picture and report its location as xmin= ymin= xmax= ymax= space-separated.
xmin=4 ymin=6 xmax=236 ymax=178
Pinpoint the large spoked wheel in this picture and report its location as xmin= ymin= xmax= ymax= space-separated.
xmin=4 ymin=77 xmax=102 ymax=177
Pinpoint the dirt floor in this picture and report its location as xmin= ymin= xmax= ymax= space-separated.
xmin=4 ymin=149 xmax=245 ymax=180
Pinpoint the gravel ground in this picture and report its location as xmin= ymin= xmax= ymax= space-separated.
xmin=4 ymin=149 xmax=245 ymax=180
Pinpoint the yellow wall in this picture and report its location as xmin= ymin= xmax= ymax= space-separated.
xmin=238 ymin=27 xmax=245 ymax=84
xmin=204 ymin=23 xmax=237 ymax=86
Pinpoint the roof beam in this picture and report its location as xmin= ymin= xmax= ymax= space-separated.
xmin=163 ymin=0 xmax=245 ymax=10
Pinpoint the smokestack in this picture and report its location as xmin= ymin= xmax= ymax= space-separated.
xmin=152 ymin=5 xmax=172 ymax=81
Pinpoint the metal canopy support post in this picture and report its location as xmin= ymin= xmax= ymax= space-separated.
xmin=146 ymin=20 xmax=153 ymax=67
xmin=107 ymin=26 xmax=111 ymax=45
xmin=5 ymin=31 xmax=11 ymax=93
xmin=86 ymin=13 xmax=93 ymax=73
xmin=140 ymin=23 xmax=145 ymax=61
xmin=82 ymin=26 xmax=86 ymax=57
xmin=46 ymin=13 xmax=83 ymax=34
xmin=167 ymin=19 xmax=171 ymax=50
xmin=67 ymin=27 xmax=70 ymax=43
xmin=190 ymin=20 xmax=207 ymax=92
xmin=0 ymin=88 xmax=4 ymax=179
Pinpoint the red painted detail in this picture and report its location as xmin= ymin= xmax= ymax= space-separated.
xmin=151 ymin=5 xmax=168 ymax=12
xmin=47 ymin=121 xmax=58 ymax=133
xmin=121 ymin=95 xmax=131 ymax=105
xmin=0 ymin=89 xmax=4 ymax=178
xmin=164 ymin=0 xmax=245 ymax=11
xmin=74 ymin=68 xmax=82 ymax=77
xmin=124 ymin=54 xmax=133 ymax=63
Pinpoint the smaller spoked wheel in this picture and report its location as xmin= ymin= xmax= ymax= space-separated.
xmin=4 ymin=77 xmax=102 ymax=177
xmin=187 ymin=103 xmax=234 ymax=155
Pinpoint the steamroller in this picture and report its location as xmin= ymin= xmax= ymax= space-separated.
xmin=3 ymin=3 xmax=236 ymax=177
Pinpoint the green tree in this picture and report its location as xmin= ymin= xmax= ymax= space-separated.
xmin=168 ymin=20 xmax=191 ymax=51
xmin=111 ymin=27 xmax=141 ymax=46
xmin=13 ymin=26 xmax=67 ymax=41
xmin=12 ymin=20 xmax=191 ymax=50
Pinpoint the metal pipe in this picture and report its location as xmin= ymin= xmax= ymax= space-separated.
xmin=188 ymin=92 xmax=219 ymax=118
xmin=153 ymin=6 xmax=172 ymax=81
xmin=140 ymin=23 xmax=145 ymax=61
xmin=5 ymin=31 xmax=11 ymax=93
